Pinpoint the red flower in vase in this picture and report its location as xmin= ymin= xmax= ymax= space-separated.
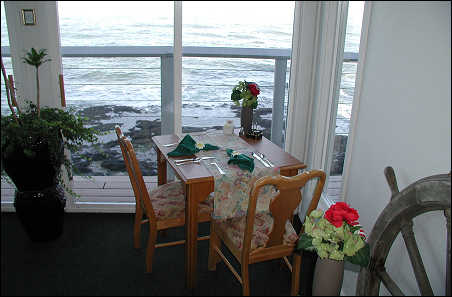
xmin=247 ymin=83 xmax=260 ymax=96
xmin=324 ymin=202 xmax=360 ymax=228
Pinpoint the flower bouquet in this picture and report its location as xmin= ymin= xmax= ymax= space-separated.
xmin=296 ymin=202 xmax=370 ymax=267
xmin=231 ymin=80 xmax=260 ymax=137
xmin=231 ymin=80 xmax=260 ymax=109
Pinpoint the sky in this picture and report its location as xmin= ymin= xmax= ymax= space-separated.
xmin=1 ymin=1 xmax=363 ymax=47
xmin=56 ymin=1 xmax=295 ymax=25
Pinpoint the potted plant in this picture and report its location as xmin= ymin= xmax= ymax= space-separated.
xmin=230 ymin=80 xmax=260 ymax=136
xmin=1 ymin=48 xmax=101 ymax=241
xmin=296 ymin=202 xmax=370 ymax=296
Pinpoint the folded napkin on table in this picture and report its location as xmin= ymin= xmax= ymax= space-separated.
xmin=226 ymin=148 xmax=254 ymax=172
xmin=168 ymin=134 xmax=219 ymax=157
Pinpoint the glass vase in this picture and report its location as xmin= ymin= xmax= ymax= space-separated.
xmin=240 ymin=106 xmax=253 ymax=135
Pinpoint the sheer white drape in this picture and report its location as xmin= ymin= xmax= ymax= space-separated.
xmin=286 ymin=1 xmax=349 ymax=219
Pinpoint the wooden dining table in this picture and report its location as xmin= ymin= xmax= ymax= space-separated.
xmin=152 ymin=131 xmax=306 ymax=289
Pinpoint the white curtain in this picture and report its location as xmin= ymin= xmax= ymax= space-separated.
xmin=286 ymin=1 xmax=349 ymax=218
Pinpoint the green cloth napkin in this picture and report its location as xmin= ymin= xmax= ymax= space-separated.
xmin=168 ymin=134 xmax=219 ymax=157
xmin=226 ymin=148 xmax=254 ymax=172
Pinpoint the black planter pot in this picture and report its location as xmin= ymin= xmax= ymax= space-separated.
xmin=2 ymin=140 xmax=66 ymax=242
xmin=14 ymin=185 xmax=66 ymax=242
xmin=2 ymin=141 xmax=60 ymax=191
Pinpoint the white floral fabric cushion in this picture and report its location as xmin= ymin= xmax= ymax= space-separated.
xmin=216 ymin=212 xmax=298 ymax=251
xmin=148 ymin=181 xmax=213 ymax=221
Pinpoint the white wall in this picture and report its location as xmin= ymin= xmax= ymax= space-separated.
xmin=345 ymin=1 xmax=450 ymax=295
xmin=4 ymin=1 xmax=62 ymax=109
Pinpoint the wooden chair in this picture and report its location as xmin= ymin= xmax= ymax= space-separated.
xmin=208 ymin=170 xmax=326 ymax=296
xmin=115 ymin=126 xmax=213 ymax=273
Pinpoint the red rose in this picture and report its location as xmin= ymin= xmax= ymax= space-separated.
xmin=248 ymin=83 xmax=260 ymax=96
xmin=324 ymin=202 xmax=360 ymax=227
xmin=324 ymin=208 xmax=344 ymax=227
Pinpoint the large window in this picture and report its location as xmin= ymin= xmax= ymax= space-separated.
xmin=58 ymin=1 xmax=173 ymax=176
xmin=57 ymin=1 xmax=295 ymax=177
xmin=327 ymin=1 xmax=365 ymax=203
xmin=181 ymin=1 xmax=294 ymax=144
xmin=1 ymin=1 xmax=12 ymax=117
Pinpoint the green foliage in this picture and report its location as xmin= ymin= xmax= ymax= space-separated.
xmin=1 ymin=48 xmax=102 ymax=197
xmin=230 ymin=80 xmax=259 ymax=109
xmin=1 ymin=102 xmax=101 ymax=192
xmin=22 ymin=48 xmax=51 ymax=68
xmin=296 ymin=209 xmax=371 ymax=267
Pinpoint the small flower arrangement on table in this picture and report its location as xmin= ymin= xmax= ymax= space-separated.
xmin=297 ymin=202 xmax=370 ymax=267
xmin=231 ymin=80 xmax=260 ymax=109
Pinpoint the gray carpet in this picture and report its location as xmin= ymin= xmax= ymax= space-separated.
xmin=1 ymin=212 xmax=317 ymax=296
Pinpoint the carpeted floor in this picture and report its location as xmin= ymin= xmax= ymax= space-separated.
xmin=1 ymin=212 xmax=317 ymax=296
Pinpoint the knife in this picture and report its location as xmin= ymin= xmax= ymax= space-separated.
xmin=252 ymin=152 xmax=270 ymax=167
xmin=174 ymin=156 xmax=216 ymax=163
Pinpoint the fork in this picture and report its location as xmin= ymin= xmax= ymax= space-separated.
xmin=175 ymin=160 xmax=201 ymax=166
xmin=163 ymin=142 xmax=178 ymax=147
xmin=175 ymin=156 xmax=216 ymax=164
xmin=258 ymin=152 xmax=274 ymax=167
xmin=251 ymin=152 xmax=270 ymax=167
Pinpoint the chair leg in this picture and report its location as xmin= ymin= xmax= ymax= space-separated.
xmin=290 ymin=253 xmax=302 ymax=296
xmin=145 ymin=225 xmax=158 ymax=273
xmin=241 ymin=264 xmax=250 ymax=296
xmin=208 ymin=223 xmax=221 ymax=271
xmin=133 ymin=207 xmax=143 ymax=249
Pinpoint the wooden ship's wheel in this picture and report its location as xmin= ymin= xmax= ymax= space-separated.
xmin=356 ymin=167 xmax=451 ymax=296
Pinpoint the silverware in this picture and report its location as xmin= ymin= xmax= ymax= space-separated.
xmin=258 ymin=152 xmax=274 ymax=167
xmin=163 ymin=142 xmax=179 ymax=147
xmin=252 ymin=152 xmax=270 ymax=168
xmin=175 ymin=160 xmax=201 ymax=166
xmin=174 ymin=156 xmax=216 ymax=164
xmin=210 ymin=162 xmax=225 ymax=174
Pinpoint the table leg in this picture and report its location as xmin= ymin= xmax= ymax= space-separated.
xmin=185 ymin=186 xmax=198 ymax=289
xmin=184 ymin=181 xmax=214 ymax=289
xmin=157 ymin=148 xmax=167 ymax=186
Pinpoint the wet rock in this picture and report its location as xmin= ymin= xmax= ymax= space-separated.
xmin=127 ymin=120 xmax=160 ymax=145
xmin=330 ymin=135 xmax=348 ymax=176
xmin=70 ymin=104 xmax=351 ymax=178
xmin=101 ymin=160 xmax=126 ymax=172
xmin=91 ymin=123 xmax=122 ymax=133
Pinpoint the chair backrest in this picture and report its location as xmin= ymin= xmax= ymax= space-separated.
xmin=243 ymin=170 xmax=326 ymax=253
xmin=115 ymin=126 xmax=156 ymax=221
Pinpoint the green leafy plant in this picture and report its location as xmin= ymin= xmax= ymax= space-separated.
xmin=231 ymin=80 xmax=260 ymax=109
xmin=1 ymin=48 xmax=101 ymax=195
xmin=22 ymin=48 xmax=51 ymax=118
xmin=296 ymin=202 xmax=370 ymax=267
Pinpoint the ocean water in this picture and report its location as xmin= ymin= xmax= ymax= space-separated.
xmin=1 ymin=1 xmax=363 ymax=175
xmin=2 ymin=2 xmax=362 ymax=132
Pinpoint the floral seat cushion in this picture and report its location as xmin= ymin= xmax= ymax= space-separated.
xmin=148 ymin=181 xmax=213 ymax=221
xmin=216 ymin=212 xmax=299 ymax=252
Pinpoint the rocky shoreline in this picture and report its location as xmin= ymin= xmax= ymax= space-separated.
xmin=71 ymin=104 xmax=346 ymax=176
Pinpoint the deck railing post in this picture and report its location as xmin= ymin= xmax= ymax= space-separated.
xmin=271 ymin=58 xmax=287 ymax=148
xmin=160 ymin=55 xmax=176 ymax=181
xmin=160 ymin=55 xmax=175 ymax=135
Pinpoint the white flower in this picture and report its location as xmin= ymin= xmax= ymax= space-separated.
xmin=231 ymin=151 xmax=240 ymax=157
xmin=195 ymin=142 xmax=205 ymax=150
